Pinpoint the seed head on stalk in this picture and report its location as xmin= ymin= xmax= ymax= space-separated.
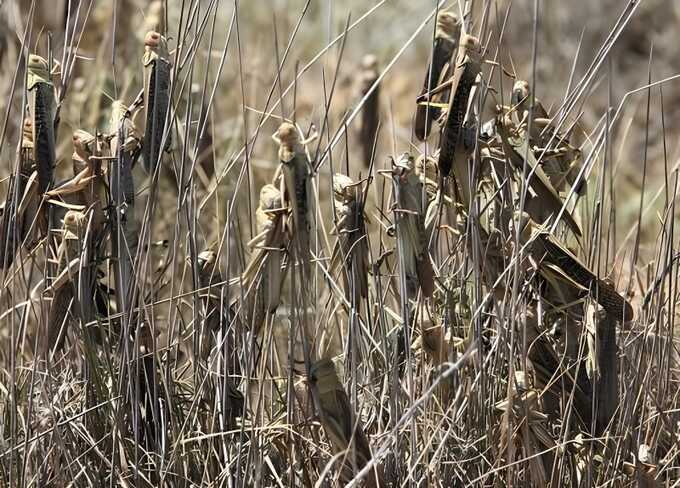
xmin=415 ymin=11 xmax=461 ymax=141
xmin=331 ymin=173 xmax=369 ymax=308
xmin=141 ymin=30 xmax=171 ymax=175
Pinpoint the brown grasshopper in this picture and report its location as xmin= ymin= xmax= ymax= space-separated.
xmin=415 ymin=11 xmax=461 ymax=141
xmin=330 ymin=174 xmax=369 ymax=307
xmin=497 ymin=115 xmax=582 ymax=238
xmin=272 ymin=122 xmax=315 ymax=257
xmin=242 ymin=183 xmax=287 ymax=335
xmin=515 ymin=211 xmax=633 ymax=322
xmin=43 ymin=210 xmax=88 ymax=354
xmin=108 ymin=100 xmax=140 ymax=314
xmin=357 ymin=54 xmax=380 ymax=166
xmin=437 ymin=34 xmax=482 ymax=204
xmin=511 ymin=80 xmax=585 ymax=196
xmin=309 ymin=359 xmax=382 ymax=488
xmin=386 ymin=153 xmax=434 ymax=298
xmin=141 ymin=31 xmax=171 ymax=174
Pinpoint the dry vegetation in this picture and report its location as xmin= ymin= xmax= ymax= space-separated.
xmin=0 ymin=0 xmax=679 ymax=486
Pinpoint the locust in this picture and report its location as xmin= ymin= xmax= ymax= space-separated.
xmin=27 ymin=54 xmax=55 ymax=196
xmin=330 ymin=174 xmax=369 ymax=307
xmin=43 ymin=210 xmax=88 ymax=354
xmin=515 ymin=211 xmax=633 ymax=322
xmin=25 ymin=55 xmax=55 ymax=239
xmin=511 ymin=80 xmax=586 ymax=195
xmin=497 ymin=115 xmax=582 ymax=238
xmin=242 ymin=183 xmax=287 ymax=335
xmin=108 ymin=100 xmax=140 ymax=314
xmin=272 ymin=122 xmax=314 ymax=258
xmin=0 ymin=118 xmax=36 ymax=268
xmin=141 ymin=30 xmax=171 ymax=174
xmin=414 ymin=11 xmax=461 ymax=141
xmin=357 ymin=54 xmax=380 ymax=166
xmin=309 ymin=359 xmax=382 ymax=488
xmin=437 ymin=34 xmax=483 ymax=204
xmin=387 ymin=152 xmax=434 ymax=298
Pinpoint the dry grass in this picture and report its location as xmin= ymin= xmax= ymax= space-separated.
xmin=0 ymin=1 xmax=679 ymax=487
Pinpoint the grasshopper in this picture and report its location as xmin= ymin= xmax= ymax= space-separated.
xmin=515 ymin=211 xmax=633 ymax=322
xmin=497 ymin=115 xmax=582 ymax=238
xmin=415 ymin=11 xmax=461 ymax=141
xmin=272 ymin=122 xmax=314 ymax=257
xmin=242 ymin=183 xmax=287 ymax=335
xmin=387 ymin=153 xmax=434 ymax=298
xmin=511 ymin=80 xmax=586 ymax=195
xmin=309 ymin=359 xmax=382 ymax=488
xmin=141 ymin=31 xmax=171 ymax=174
xmin=437 ymin=34 xmax=482 ymax=204
xmin=0 ymin=119 xmax=37 ymax=268
xmin=331 ymin=174 xmax=369 ymax=307
xmin=357 ymin=54 xmax=380 ymax=166
xmin=108 ymin=100 xmax=140 ymax=314
xmin=43 ymin=210 xmax=88 ymax=354
xmin=26 ymin=54 xmax=55 ymax=197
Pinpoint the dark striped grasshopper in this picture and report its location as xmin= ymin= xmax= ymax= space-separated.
xmin=436 ymin=34 xmax=482 ymax=204
xmin=515 ymin=211 xmax=632 ymax=322
xmin=330 ymin=174 xmax=369 ymax=307
xmin=108 ymin=100 xmax=140 ymax=315
xmin=415 ymin=11 xmax=461 ymax=141
xmin=141 ymin=31 xmax=171 ymax=175
xmin=0 ymin=119 xmax=36 ymax=268
xmin=386 ymin=153 xmax=434 ymax=298
xmin=357 ymin=54 xmax=380 ymax=166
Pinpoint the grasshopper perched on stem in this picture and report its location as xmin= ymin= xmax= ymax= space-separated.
xmin=386 ymin=153 xmax=434 ymax=299
xmin=415 ymin=11 xmax=461 ymax=141
xmin=331 ymin=174 xmax=369 ymax=309
xmin=141 ymin=31 xmax=171 ymax=175
xmin=436 ymin=34 xmax=482 ymax=204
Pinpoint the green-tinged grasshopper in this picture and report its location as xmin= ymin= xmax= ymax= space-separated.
xmin=497 ymin=117 xmax=582 ymax=237
xmin=141 ymin=31 xmax=171 ymax=174
xmin=0 ymin=119 xmax=35 ymax=268
xmin=272 ymin=122 xmax=314 ymax=257
xmin=309 ymin=359 xmax=383 ymax=488
xmin=387 ymin=153 xmax=434 ymax=298
xmin=108 ymin=100 xmax=140 ymax=314
xmin=437 ymin=34 xmax=482 ymax=203
xmin=331 ymin=174 xmax=369 ymax=307
xmin=43 ymin=210 xmax=88 ymax=354
xmin=515 ymin=211 xmax=633 ymax=322
xmin=357 ymin=54 xmax=380 ymax=166
xmin=242 ymin=184 xmax=287 ymax=335
xmin=26 ymin=54 xmax=55 ymax=196
xmin=415 ymin=11 xmax=461 ymax=141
